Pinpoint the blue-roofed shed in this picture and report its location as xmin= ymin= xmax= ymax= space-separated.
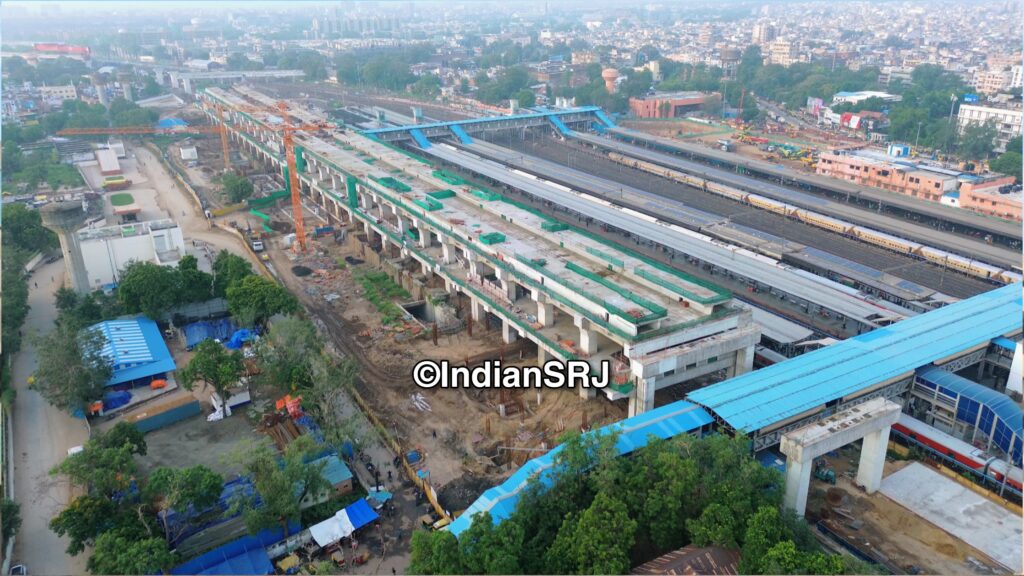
xmin=687 ymin=283 xmax=1022 ymax=442
xmin=89 ymin=317 xmax=176 ymax=387
xmin=313 ymin=454 xmax=354 ymax=494
xmin=449 ymin=401 xmax=712 ymax=537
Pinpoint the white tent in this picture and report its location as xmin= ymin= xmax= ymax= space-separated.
xmin=309 ymin=510 xmax=356 ymax=547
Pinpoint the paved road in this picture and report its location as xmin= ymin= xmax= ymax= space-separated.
xmin=10 ymin=260 xmax=89 ymax=575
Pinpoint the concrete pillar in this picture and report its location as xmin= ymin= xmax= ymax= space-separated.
xmin=627 ymin=377 xmax=656 ymax=417
xmin=538 ymin=302 xmax=554 ymax=327
xmin=783 ymin=457 xmax=813 ymax=516
xmin=442 ymin=242 xmax=454 ymax=265
xmin=538 ymin=347 xmax=549 ymax=364
xmin=855 ymin=425 xmax=891 ymax=494
xmin=469 ymin=259 xmax=482 ymax=279
xmin=977 ymin=360 xmax=986 ymax=381
xmin=579 ymin=328 xmax=598 ymax=356
xmin=471 ymin=299 xmax=485 ymax=323
xmin=363 ymin=220 xmax=372 ymax=236
xmin=502 ymin=321 xmax=519 ymax=344
xmin=418 ymin=226 xmax=430 ymax=249
xmin=501 ymin=279 xmax=516 ymax=301
xmin=726 ymin=346 xmax=754 ymax=378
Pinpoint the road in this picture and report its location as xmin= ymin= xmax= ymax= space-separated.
xmin=132 ymin=145 xmax=261 ymax=269
xmin=10 ymin=259 xmax=89 ymax=575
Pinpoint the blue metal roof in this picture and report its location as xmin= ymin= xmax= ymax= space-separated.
xmin=361 ymin=106 xmax=604 ymax=135
xmin=915 ymin=365 xmax=1022 ymax=464
xmin=687 ymin=283 xmax=1022 ymax=433
xmin=449 ymin=401 xmax=712 ymax=537
xmin=993 ymin=336 xmax=1018 ymax=351
xmin=312 ymin=454 xmax=353 ymax=486
xmin=90 ymin=317 xmax=176 ymax=386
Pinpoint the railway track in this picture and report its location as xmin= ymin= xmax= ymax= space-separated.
xmin=485 ymin=137 xmax=995 ymax=300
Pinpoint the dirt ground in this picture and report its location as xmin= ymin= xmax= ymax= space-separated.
xmin=133 ymin=409 xmax=267 ymax=478
xmin=805 ymin=445 xmax=1007 ymax=575
xmin=260 ymin=224 xmax=626 ymax=493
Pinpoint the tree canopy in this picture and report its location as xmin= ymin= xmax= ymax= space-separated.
xmin=31 ymin=322 xmax=112 ymax=413
xmin=179 ymin=339 xmax=245 ymax=402
xmin=410 ymin=432 xmax=862 ymax=575
xmin=221 ymin=172 xmax=254 ymax=203
xmin=226 ymin=274 xmax=299 ymax=326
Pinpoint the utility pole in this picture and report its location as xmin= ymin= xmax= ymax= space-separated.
xmin=945 ymin=92 xmax=957 ymax=158
xmin=914 ymin=121 xmax=923 ymax=154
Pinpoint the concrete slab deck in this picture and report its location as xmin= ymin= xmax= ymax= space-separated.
xmin=879 ymin=462 xmax=1023 ymax=573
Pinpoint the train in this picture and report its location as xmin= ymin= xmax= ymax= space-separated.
xmin=605 ymin=152 xmax=1023 ymax=286
xmin=892 ymin=413 xmax=1022 ymax=496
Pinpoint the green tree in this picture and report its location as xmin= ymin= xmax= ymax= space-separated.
xmin=686 ymin=502 xmax=737 ymax=548
xmin=3 ymin=203 xmax=58 ymax=251
xmin=49 ymin=495 xmax=119 ymax=555
xmin=176 ymin=255 xmax=215 ymax=303
xmin=212 ymin=249 xmax=254 ymax=296
xmin=232 ymin=435 xmax=330 ymax=536
xmin=257 ymin=316 xmax=321 ymax=390
xmin=3 ymin=140 xmax=23 ymax=174
xmin=573 ymin=492 xmax=636 ymax=574
xmin=958 ymin=120 xmax=998 ymax=160
xmin=96 ymin=421 xmax=147 ymax=455
xmin=1 ymin=498 xmax=22 ymax=541
xmin=431 ymin=530 xmax=466 ymax=575
xmin=31 ymin=323 xmax=112 ymax=413
xmin=410 ymin=75 xmax=441 ymax=99
xmin=221 ymin=172 xmax=254 ymax=203
xmin=86 ymin=529 xmax=176 ymax=575
xmin=117 ymin=260 xmax=181 ymax=318
xmin=513 ymin=88 xmax=536 ymax=107
xmin=226 ymin=274 xmax=299 ymax=326
xmin=146 ymin=465 xmax=223 ymax=540
xmin=990 ymin=151 xmax=1022 ymax=183
xmin=51 ymin=442 xmax=136 ymax=496
xmin=141 ymin=76 xmax=161 ymax=98
xmin=1006 ymin=135 xmax=1022 ymax=152
xmin=179 ymin=339 xmax=244 ymax=402
xmin=760 ymin=540 xmax=844 ymax=575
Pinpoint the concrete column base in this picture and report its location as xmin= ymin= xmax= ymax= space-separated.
xmin=579 ymin=328 xmax=598 ymax=356
xmin=538 ymin=303 xmax=554 ymax=327
xmin=783 ymin=457 xmax=813 ymax=516
xmin=502 ymin=321 xmax=519 ymax=344
xmin=856 ymin=425 xmax=891 ymax=494
xmin=627 ymin=377 xmax=656 ymax=417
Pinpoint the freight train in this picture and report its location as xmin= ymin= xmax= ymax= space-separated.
xmin=892 ymin=413 xmax=1022 ymax=497
xmin=606 ymin=152 xmax=1023 ymax=285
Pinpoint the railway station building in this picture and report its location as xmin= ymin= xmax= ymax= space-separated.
xmin=201 ymin=86 xmax=760 ymax=416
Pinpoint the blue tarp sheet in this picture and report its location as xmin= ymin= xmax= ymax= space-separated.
xmin=345 ymin=498 xmax=379 ymax=531
xmin=225 ymin=329 xmax=254 ymax=350
xmin=170 ymin=523 xmax=297 ymax=575
xmin=183 ymin=319 xmax=237 ymax=350
xmin=103 ymin=390 xmax=132 ymax=411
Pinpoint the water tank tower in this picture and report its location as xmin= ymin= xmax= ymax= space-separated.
xmin=601 ymin=68 xmax=619 ymax=93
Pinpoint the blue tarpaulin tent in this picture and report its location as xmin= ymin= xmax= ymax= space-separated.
xmin=169 ymin=524 xmax=297 ymax=575
xmin=225 ymin=329 xmax=255 ymax=349
xmin=183 ymin=319 xmax=237 ymax=350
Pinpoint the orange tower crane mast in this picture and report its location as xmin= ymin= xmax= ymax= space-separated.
xmin=278 ymin=101 xmax=308 ymax=251
xmin=222 ymin=99 xmax=333 ymax=252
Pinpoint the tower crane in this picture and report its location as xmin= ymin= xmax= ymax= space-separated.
xmin=60 ymin=98 xmax=333 ymax=252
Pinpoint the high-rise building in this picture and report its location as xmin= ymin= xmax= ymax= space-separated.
xmin=751 ymin=22 xmax=777 ymax=46
xmin=767 ymin=38 xmax=798 ymax=67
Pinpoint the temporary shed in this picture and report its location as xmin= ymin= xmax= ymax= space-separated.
xmin=308 ymin=498 xmax=379 ymax=547
xmin=90 ymin=317 xmax=176 ymax=387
